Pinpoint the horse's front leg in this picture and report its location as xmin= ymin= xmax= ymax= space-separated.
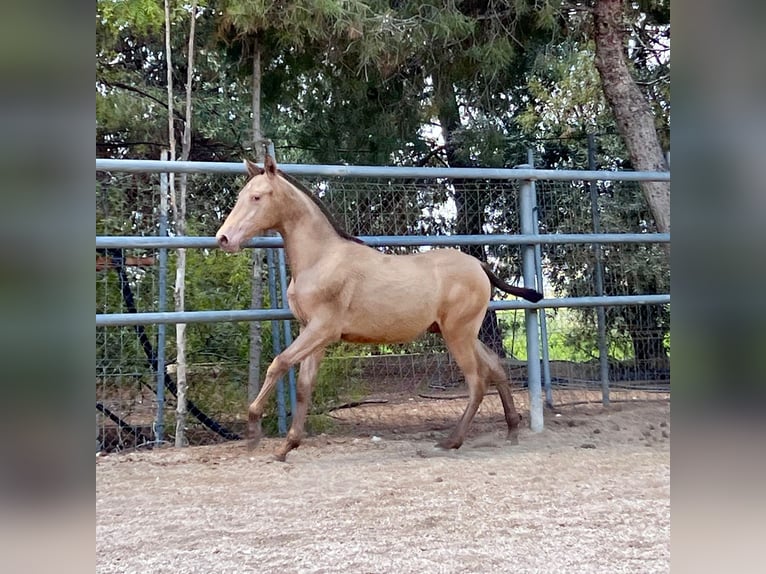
xmin=273 ymin=347 xmax=326 ymax=462
xmin=246 ymin=322 xmax=336 ymax=452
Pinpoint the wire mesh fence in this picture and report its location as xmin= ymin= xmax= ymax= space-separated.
xmin=96 ymin=164 xmax=669 ymax=452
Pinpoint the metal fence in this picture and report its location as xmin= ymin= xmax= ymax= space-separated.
xmin=96 ymin=158 xmax=670 ymax=451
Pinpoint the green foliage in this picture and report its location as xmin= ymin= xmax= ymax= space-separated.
xmin=520 ymin=42 xmax=607 ymax=138
xmin=312 ymin=344 xmax=366 ymax=411
xmin=184 ymin=362 xmax=248 ymax=420
xmin=170 ymin=247 xmax=253 ymax=363
xmin=501 ymin=307 xmax=653 ymax=364
xmin=97 ymin=0 xmax=668 ymax=167
xmin=98 ymin=0 xmax=165 ymax=36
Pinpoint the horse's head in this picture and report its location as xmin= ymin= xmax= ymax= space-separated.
xmin=216 ymin=154 xmax=283 ymax=253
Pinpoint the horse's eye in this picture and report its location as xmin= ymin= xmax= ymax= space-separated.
xmin=251 ymin=195 xmax=260 ymax=202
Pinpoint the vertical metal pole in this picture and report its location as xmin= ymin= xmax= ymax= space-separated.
xmin=528 ymin=149 xmax=553 ymax=408
xmin=277 ymin=249 xmax=298 ymax=420
xmin=155 ymin=150 xmax=169 ymax=444
xmin=266 ymin=248 xmax=287 ymax=435
xmin=587 ymin=134 xmax=610 ymax=405
xmin=517 ymin=166 xmax=543 ymax=432
xmin=263 ymin=143 xmax=288 ymax=433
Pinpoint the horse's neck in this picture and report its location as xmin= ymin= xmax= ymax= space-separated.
xmin=276 ymin=184 xmax=344 ymax=275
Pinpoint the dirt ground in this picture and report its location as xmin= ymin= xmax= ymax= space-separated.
xmin=96 ymin=395 xmax=670 ymax=574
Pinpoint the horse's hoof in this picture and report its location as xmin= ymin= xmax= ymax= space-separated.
xmin=247 ymin=418 xmax=263 ymax=450
xmin=271 ymin=452 xmax=287 ymax=463
xmin=435 ymin=438 xmax=462 ymax=450
xmin=506 ymin=431 xmax=520 ymax=446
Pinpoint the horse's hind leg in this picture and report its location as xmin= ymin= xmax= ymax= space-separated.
xmin=495 ymin=382 xmax=521 ymax=445
xmin=273 ymin=348 xmax=325 ymax=462
xmin=476 ymin=342 xmax=522 ymax=444
xmin=437 ymin=330 xmax=488 ymax=450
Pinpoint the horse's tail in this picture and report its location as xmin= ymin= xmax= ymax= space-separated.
xmin=481 ymin=263 xmax=543 ymax=303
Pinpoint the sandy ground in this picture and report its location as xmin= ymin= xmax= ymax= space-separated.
xmin=96 ymin=398 xmax=670 ymax=574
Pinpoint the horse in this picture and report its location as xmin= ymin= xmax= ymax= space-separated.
xmin=216 ymin=154 xmax=543 ymax=461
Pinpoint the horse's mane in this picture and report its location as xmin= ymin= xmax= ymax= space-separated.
xmin=276 ymin=170 xmax=365 ymax=245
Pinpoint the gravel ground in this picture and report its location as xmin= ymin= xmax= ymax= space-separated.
xmin=97 ymin=399 xmax=670 ymax=573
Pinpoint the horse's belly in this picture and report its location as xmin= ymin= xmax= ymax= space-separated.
xmin=340 ymin=333 xmax=389 ymax=344
xmin=340 ymin=331 xmax=424 ymax=344
xmin=340 ymin=315 xmax=433 ymax=344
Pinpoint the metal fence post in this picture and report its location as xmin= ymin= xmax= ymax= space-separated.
xmin=587 ymin=135 xmax=610 ymax=405
xmin=528 ymin=149 xmax=553 ymax=408
xmin=155 ymin=150 xmax=169 ymax=444
xmin=277 ymin=249 xmax=298 ymax=419
xmin=266 ymin=248 xmax=287 ymax=435
xmin=517 ymin=166 xmax=544 ymax=432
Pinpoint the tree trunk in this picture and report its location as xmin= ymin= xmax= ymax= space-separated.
xmin=163 ymin=0 xmax=185 ymax=447
xmin=172 ymin=0 xmax=197 ymax=447
xmin=434 ymin=71 xmax=506 ymax=357
xmin=249 ymin=36 xmax=264 ymax=403
xmin=593 ymin=0 xmax=670 ymax=234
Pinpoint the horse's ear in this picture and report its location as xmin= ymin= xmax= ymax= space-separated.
xmin=244 ymin=159 xmax=263 ymax=178
xmin=264 ymin=153 xmax=278 ymax=178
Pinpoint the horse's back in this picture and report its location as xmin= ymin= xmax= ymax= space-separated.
xmin=346 ymin=245 xmax=487 ymax=294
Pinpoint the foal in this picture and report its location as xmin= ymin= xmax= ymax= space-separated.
xmin=216 ymin=155 xmax=543 ymax=461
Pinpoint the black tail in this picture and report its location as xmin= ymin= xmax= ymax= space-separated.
xmin=481 ymin=263 xmax=543 ymax=303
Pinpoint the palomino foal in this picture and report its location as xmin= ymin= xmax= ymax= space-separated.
xmin=216 ymin=155 xmax=543 ymax=461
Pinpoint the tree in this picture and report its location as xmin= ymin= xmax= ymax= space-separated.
xmin=592 ymin=0 xmax=670 ymax=233
xmin=165 ymin=0 xmax=199 ymax=446
xmin=512 ymin=30 xmax=669 ymax=371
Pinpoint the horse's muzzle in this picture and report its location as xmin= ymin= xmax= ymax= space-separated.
xmin=216 ymin=233 xmax=240 ymax=253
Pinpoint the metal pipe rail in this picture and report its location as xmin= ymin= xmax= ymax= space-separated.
xmin=96 ymin=158 xmax=670 ymax=182
xmin=96 ymin=232 xmax=669 ymax=250
xmin=96 ymin=295 xmax=670 ymax=327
